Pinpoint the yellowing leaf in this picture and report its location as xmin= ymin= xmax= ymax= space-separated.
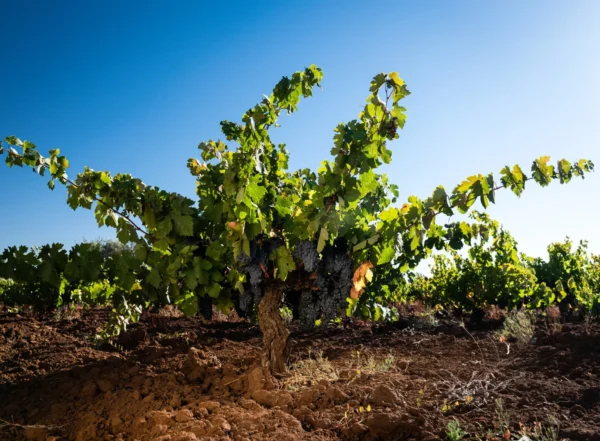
xmin=317 ymin=226 xmax=329 ymax=252
xmin=350 ymin=261 xmax=374 ymax=299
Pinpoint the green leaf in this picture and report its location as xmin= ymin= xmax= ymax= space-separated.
xmin=358 ymin=170 xmax=378 ymax=196
xmin=176 ymin=292 xmax=199 ymax=316
xmin=270 ymin=246 xmax=295 ymax=281
xmin=246 ymin=180 xmax=267 ymax=203
xmin=106 ymin=211 xmax=119 ymax=228
xmin=22 ymin=140 xmax=36 ymax=151
xmin=134 ymin=244 xmax=147 ymax=261
xmin=274 ymin=196 xmax=293 ymax=216
xmin=207 ymin=282 xmax=221 ymax=298
xmin=388 ymin=72 xmax=404 ymax=87
xmin=154 ymin=239 xmax=170 ymax=251
xmin=367 ymin=234 xmax=380 ymax=245
xmin=147 ymin=269 xmax=161 ymax=288
xmin=236 ymin=187 xmax=245 ymax=204
xmin=369 ymin=73 xmax=387 ymax=92
xmin=317 ymin=227 xmax=329 ymax=253
xmin=171 ymin=212 xmax=194 ymax=236
xmin=5 ymin=136 xmax=23 ymax=146
xmin=376 ymin=246 xmax=395 ymax=265
xmin=185 ymin=269 xmax=198 ymax=290
xmin=156 ymin=217 xmax=173 ymax=237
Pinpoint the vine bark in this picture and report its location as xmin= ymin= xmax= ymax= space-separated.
xmin=258 ymin=285 xmax=289 ymax=374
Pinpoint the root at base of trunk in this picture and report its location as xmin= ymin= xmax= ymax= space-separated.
xmin=258 ymin=286 xmax=289 ymax=374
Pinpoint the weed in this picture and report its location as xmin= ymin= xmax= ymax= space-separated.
xmin=411 ymin=306 xmax=439 ymax=330
xmin=416 ymin=385 xmax=427 ymax=407
xmin=437 ymin=370 xmax=515 ymax=407
xmin=52 ymin=304 xmax=81 ymax=322
xmin=545 ymin=306 xmax=562 ymax=336
xmin=498 ymin=310 xmax=535 ymax=344
xmin=285 ymin=350 xmax=338 ymax=390
xmin=280 ymin=305 xmax=293 ymax=325
xmin=583 ymin=311 xmax=596 ymax=336
xmin=446 ymin=418 xmax=467 ymax=441
xmin=157 ymin=304 xmax=184 ymax=318
xmin=519 ymin=420 xmax=559 ymax=441
xmin=350 ymin=348 xmax=397 ymax=374
xmin=494 ymin=398 xmax=510 ymax=432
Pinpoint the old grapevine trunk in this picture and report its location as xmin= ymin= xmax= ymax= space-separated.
xmin=258 ymin=285 xmax=289 ymax=374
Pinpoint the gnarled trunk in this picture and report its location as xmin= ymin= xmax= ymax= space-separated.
xmin=258 ymin=285 xmax=289 ymax=374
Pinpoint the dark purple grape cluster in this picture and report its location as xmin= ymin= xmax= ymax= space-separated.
xmin=298 ymin=290 xmax=319 ymax=327
xmin=289 ymin=239 xmax=354 ymax=327
xmin=235 ymin=236 xmax=284 ymax=314
xmin=235 ymin=237 xmax=354 ymax=327
xmin=293 ymin=241 xmax=319 ymax=272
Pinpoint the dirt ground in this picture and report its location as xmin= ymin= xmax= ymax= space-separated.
xmin=0 ymin=307 xmax=599 ymax=441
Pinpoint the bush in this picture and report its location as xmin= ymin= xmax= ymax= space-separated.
xmin=499 ymin=310 xmax=535 ymax=344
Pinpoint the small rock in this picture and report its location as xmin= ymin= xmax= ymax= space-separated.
xmin=370 ymin=385 xmax=401 ymax=406
xmin=239 ymin=398 xmax=261 ymax=410
xmin=132 ymin=390 xmax=141 ymax=400
xmin=189 ymin=422 xmax=208 ymax=437
xmin=246 ymin=367 xmax=273 ymax=393
xmin=570 ymin=404 xmax=586 ymax=418
xmin=96 ymin=379 xmax=115 ymax=393
xmin=150 ymin=425 xmax=168 ymax=437
xmin=197 ymin=401 xmax=220 ymax=412
xmin=272 ymin=409 xmax=303 ymax=431
xmin=181 ymin=348 xmax=211 ymax=382
xmin=175 ymin=409 xmax=194 ymax=423
xmin=80 ymin=381 xmax=98 ymax=398
xmin=132 ymin=416 xmax=146 ymax=428
xmin=211 ymin=417 xmax=231 ymax=432
xmin=171 ymin=432 xmax=198 ymax=441
xmin=147 ymin=410 xmax=173 ymax=426
xmin=252 ymin=390 xmax=293 ymax=408
xmin=110 ymin=415 xmax=123 ymax=432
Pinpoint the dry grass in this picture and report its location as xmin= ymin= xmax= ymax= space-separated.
xmin=52 ymin=304 xmax=82 ymax=321
xmin=435 ymin=370 xmax=518 ymax=407
xmin=285 ymin=350 xmax=339 ymax=391
xmin=157 ymin=304 xmax=184 ymax=318
xmin=350 ymin=348 xmax=397 ymax=374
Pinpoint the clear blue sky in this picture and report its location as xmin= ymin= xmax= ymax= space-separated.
xmin=1 ymin=0 xmax=599 ymax=261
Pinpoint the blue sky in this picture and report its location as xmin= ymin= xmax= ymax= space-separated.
xmin=1 ymin=0 xmax=599 ymax=261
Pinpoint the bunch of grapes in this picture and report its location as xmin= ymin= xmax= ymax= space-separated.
xmin=235 ymin=236 xmax=284 ymax=314
xmin=298 ymin=290 xmax=320 ymax=327
xmin=288 ymin=239 xmax=354 ymax=327
xmin=317 ymin=249 xmax=353 ymax=323
xmin=293 ymin=241 xmax=319 ymax=272
xmin=234 ymin=236 xmax=355 ymax=327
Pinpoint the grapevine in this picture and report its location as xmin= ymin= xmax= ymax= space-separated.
xmin=1 ymin=66 xmax=594 ymax=373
